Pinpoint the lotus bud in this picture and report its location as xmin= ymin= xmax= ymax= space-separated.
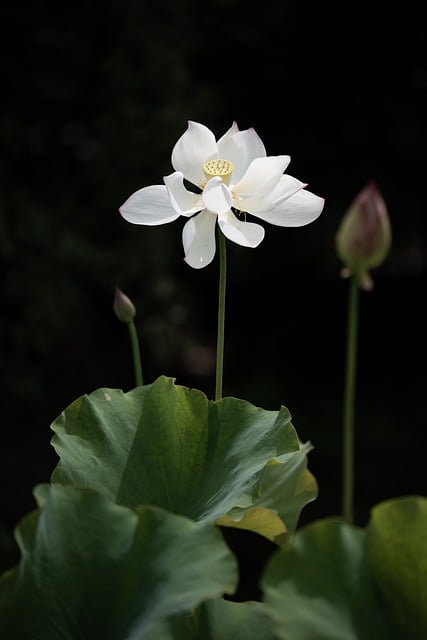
xmin=113 ymin=286 xmax=136 ymax=324
xmin=335 ymin=181 xmax=391 ymax=290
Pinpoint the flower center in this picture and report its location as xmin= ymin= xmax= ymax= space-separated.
xmin=202 ymin=159 xmax=234 ymax=186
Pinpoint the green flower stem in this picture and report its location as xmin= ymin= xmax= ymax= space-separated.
xmin=342 ymin=274 xmax=359 ymax=525
xmin=127 ymin=319 xmax=143 ymax=387
xmin=215 ymin=230 xmax=227 ymax=401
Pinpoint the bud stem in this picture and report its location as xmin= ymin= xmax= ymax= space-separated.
xmin=128 ymin=319 xmax=143 ymax=387
xmin=342 ymin=274 xmax=359 ymax=525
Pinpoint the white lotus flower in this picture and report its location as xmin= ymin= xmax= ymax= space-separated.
xmin=119 ymin=121 xmax=325 ymax=269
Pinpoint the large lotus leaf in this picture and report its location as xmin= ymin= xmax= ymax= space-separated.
xmin=193 ymin=598 xmax=276 ymax=639
xmin=0 ymin=483 xmax=237 ymax=639
xmin=142 ymin=599 xmax=276 ymax=640
xmin=366 ymin=495 xmax=427 ymax=640
xmin=261 ymin=518 xmax=400 ymax=639
xmin=50 ymin=375 xmax=317 ymax=541
xmin=218 ymin=445 xmax=316 ymax=545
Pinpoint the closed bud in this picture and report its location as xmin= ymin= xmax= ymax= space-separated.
xmin=335 ymin=181 xmax=391 ymax=290
xmin=113 ymin=286 xmax=136 ymax=324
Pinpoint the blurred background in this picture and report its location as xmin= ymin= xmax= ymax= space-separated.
xmin=1 ymin=0 xmax=426 ymax=597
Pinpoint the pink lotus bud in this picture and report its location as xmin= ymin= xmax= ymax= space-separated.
xmin=113 ymin=287 xmax=136 ymax=324
xmin=335 ymin=182 xmax=392 ymax=290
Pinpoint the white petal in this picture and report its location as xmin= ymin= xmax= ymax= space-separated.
xmin=216 ymin=121 xmax=240 ymax=146
xmin=243 ymin=174 xmax=306 ymax=214
xmin=254 ymin=188 xmax=325 ymax=227
xmin=233 ymin=156 xmax=291 ymax=199
xmin=171 ymin=121 xmax=218 ymax=187
xmin=182 ymin=210 xmax=217 ymax=269
xmin=119 ymin=185 xmax=179 ymax=225
xmin=164 ymin=172 xmax=203 ymax=216
xmin=269 ymin=174 xmax=307 ymax=205
xmin=202 ymin=177 xmax=232 ymax=215
xmin=218 ymin=210 xmax=265 ymax=247
xmin=217 ymin=128 xmax=267 ymax=183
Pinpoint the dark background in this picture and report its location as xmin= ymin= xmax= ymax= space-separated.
xmin=1 ymin=0 xmax=426 ymax=596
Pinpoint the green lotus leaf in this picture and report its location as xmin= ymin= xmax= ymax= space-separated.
xmin=366 ymin=495 xmax=427 ymax=640
xmin=0 ymin=483 xmax=237 ymax=639
xmin=193 ymin=598 xmax=276 ymax=639
xmin=218 ymin=446 xmax=316 ymax=544
xmin=50 ymin=375 xmax=317 ymax=541
xmin=261 ymin=518 xmax=400 ymax=639
xmin=141 ymin=598 xmax=275 ymax=640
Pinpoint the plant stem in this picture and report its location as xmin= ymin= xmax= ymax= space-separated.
xmin=215 ymin=230 xmax=227 ymax=401
xmin=127 ymin=320 xmax=143 ymax=387
xmin=342 ymin=275 xmax=359 ymax=524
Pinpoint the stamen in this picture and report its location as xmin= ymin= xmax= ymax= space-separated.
xmin=202 ymin=159 xmax=234 ymax=185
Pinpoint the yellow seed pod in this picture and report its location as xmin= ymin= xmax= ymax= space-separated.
xmin=202 ymin=159 xmax=234 ymax=185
